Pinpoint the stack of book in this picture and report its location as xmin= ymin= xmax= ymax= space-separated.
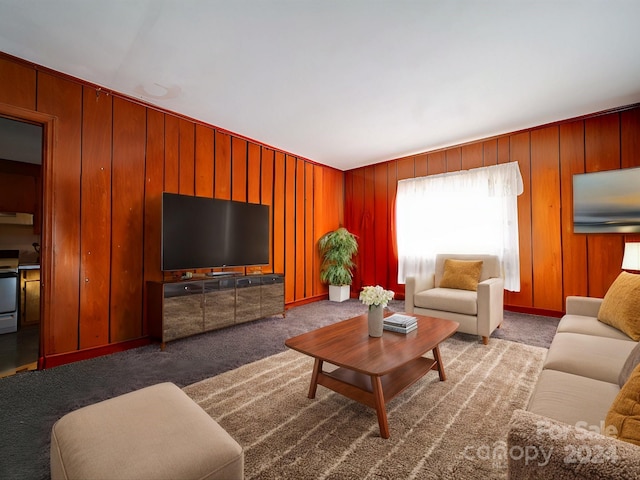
xmin=383 ymin=313 xmax=418 ymax=334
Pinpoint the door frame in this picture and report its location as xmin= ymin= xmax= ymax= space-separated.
xmin=0 ymin=102 xmax=55 ymax=368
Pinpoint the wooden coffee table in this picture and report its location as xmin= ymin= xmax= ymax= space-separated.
xmin=285 ymin=313 xmax=459 ymax=438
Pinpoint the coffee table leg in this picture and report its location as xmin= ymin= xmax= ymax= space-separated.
xmin=371 ymin=376 xmax=390 ymax=439
xmin=308 ymin=358 xmax=323 ymax=399
xmin=432 ymin=345 xmax=446 ymax=381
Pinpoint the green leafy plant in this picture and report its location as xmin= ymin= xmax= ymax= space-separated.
xmin=318 ymin=227 xmax=358 ymax=286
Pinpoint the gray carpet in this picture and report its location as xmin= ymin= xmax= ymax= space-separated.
xmin=0 ymin=299 xmax=559 ymax=479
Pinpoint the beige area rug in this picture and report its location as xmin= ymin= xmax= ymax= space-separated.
xmin=183 ymin=336 xmax=546 ymax=479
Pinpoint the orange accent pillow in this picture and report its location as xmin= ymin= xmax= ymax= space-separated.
xmin=606 ymin=363 xmax=640 ymax=446
xmin=439 ymin=259 xmax=483 ymax=291
xmin=598 ymin=272 xmax=640 ymax=341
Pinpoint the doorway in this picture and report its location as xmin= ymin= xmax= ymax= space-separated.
xmin=0 ymin=107 xmax=51 ymax=378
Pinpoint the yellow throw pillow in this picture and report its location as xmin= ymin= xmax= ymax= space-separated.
xmin=439 ymin=259 xmax=483 ymax=291
xmin=598 ymin=272 xmax=640 ymax=341
xmin=606 ymin=363 xmax=640 ymax=446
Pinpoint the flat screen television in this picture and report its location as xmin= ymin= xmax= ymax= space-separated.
xmin=161 ymin=193 xmax=270 ymax=271
xmin=573 ymin=166 xmax=640 ymax=233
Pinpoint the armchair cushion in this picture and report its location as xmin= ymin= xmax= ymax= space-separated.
xmin=438 ymin=259 xmax=483 ymax=291
xmin=414 ymin=287 xmax=478 ymax=316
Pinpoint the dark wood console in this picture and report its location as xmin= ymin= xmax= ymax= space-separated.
xmin=147 ymin=273 xmax=285 ymax=348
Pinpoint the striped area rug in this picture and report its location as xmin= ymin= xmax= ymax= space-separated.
xmin=183 ymin=336 xmax=546 ymax=479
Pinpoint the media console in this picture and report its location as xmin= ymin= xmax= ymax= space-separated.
xmin=147 ymin=273 xmax=284 ymax=348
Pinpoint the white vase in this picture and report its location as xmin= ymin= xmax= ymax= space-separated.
xmin=368 ymin=304 xmax=384 ymax=337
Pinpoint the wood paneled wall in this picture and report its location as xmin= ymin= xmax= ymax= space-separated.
xmin=0 ymin=54 xmax=344 ymax=361
xmin=345 ymin=106 xmax=640 ymax=315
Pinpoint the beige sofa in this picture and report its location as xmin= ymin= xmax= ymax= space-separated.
xmin=404 ymin=253 xmax=504 ymax=344
xmin=508 ymin=295 xmax=640 ymax=479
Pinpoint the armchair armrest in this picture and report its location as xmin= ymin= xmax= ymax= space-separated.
xmin=476 ymin=277 xmax=504 ymax=338
xmin=404 ymin=275 xmax=434 ymax=314
xmin=508 ymin=409 xmax=640 ymax=479
xmin=565 ymin=296 xmax=603 ymax=318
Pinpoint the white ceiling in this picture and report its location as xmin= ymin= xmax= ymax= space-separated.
xmin=1 ymin=1 xmax=639 ymax=171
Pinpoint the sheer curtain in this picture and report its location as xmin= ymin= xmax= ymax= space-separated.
xmin=396 ymin=161 xmax=523 ymax=291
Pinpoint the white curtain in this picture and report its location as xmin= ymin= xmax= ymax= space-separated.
xmin=396 ymin=161 xmax=523 ymax=291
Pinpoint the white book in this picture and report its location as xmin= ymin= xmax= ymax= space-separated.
xmin=384 ymin=313 xmax=417 ymax=326
xmin=384 ymin=323 xmax=418 ymax=334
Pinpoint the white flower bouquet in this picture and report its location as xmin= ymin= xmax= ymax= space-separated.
xmin=359 ymin=285 xmax=394 ymax=309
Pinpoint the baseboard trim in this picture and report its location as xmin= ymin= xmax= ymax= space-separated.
xmin=505 ymin=304 xmax=563 ymax=318
xmin=40 ymin=337 xmax=152 ymax=369
xmin=286 ymin=294 xmax=328 ymax=309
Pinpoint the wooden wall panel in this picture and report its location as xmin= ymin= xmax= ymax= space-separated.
xmin=414 ymin=153 xmax=428 ymax=177
xmin=483 ymin=139 xmax=498 ymax=166
xmin=164 ymin=116 xmax=180 ymax=193
xmin=350 ymin=169 xmax=365 ymax=291
xmin=506 ymin=132 xmax=532 ymax=306
xmin=461 ymin=143 xmax=483 ymax=170
xmin=214 ymin=131 xmax=231 ymax=200
xmin=295 ymin=158 xmax=305 ymax=300
xmin=111 ymin=98 xmax=146 ymax=343
xmin=374 ymin=163 xmax=389 ymax=287
xmin=585 ymin=115 xmax=622 ymax=298
xmin=304 ymin=162 xmax=314 ymax=298
xmin=397 ymin=157 xmax=414 ymax=180
xmin=497 ymin=137 xmax=510 ymax=164
xmin=79 ymin=87 xmax=112 ymax=349
xmin=178 ymin=119 xmax=195 ymax=195
xmin=559 ymin=121 xmax=587 ymax=299
xmin=312 ymin=165 xmax=326 ymax=296
xmin=247 ymin=143 xmax=261 ymax=204
xmin=260 ymin=148 xmax=274 ymax=273
xmin=195 ymin=124 xmax=214 ymax=198
xmin=37 ymin=73 xmax=82 ymax=354
xmin=427 ymin=151 xmax=446 ymax=175
xmin=446 ymin=147 xmax=461 ymax=171
xmin=284 ymin=155 xmax=296 ymax=303
xmin=621 ymin=109 xmax=640 ymax=169
xmin=0 ymin=57 xmax=36 ymax=109
xmin=143 ymin=109 xmax=165 ymax=336
xmin=359 ymin=167 xmax=374 ymax=288
xmin=530 ymin=126 xmax=562 ymax=311
xmin=272 ymin=152 xmax=285 ymax=276
xmin=231 ymin=137 xmax=247 ymax=202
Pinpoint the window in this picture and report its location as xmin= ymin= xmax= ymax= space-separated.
xmin=395 ymin=161 xmax=523 ymax=291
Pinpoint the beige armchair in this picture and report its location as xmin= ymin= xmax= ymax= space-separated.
xmin=404 ymin=253 xmax=504 ymax=344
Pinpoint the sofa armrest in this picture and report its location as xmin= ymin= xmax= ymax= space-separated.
xmin=508 ymin=409 xmax=640 ymax=479
xmin=476 ymin=277 xmax=504 ymax=338
xmin=404 ymin=275 xmax=434 ymax=314
xmin=566 ymin=296 xmax=603 ymax=318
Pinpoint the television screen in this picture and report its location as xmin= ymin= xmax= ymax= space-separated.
xmin=162 ymin=193 xmax=270 ymax=271
xmin=573 ymin=166 xmax=640 ymax=233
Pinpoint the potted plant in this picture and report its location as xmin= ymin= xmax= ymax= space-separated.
xmin=318 ymin=227 xmax=358 ymax=302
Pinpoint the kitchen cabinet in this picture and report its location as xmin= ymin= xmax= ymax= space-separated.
xmin=19 ymin=266 xmax=40 ymax=326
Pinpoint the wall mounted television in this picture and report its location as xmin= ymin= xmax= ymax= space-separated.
xmin=573 ymin=166 xmax=640 ymax=233
xmin=161 ymin=193 xmax=270 ymax=271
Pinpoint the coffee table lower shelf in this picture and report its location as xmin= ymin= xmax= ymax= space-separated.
xmin=309 ymin=356 xmax=439 ymax=439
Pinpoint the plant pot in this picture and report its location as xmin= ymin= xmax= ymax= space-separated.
xmin=329 ymin=285 xmax=350 ymax=302
xmin=368 ymin=305 xmax=384 ymax=337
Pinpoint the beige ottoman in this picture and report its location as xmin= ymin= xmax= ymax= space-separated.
xmin=50 ymin=382 xmax=243 ymax=480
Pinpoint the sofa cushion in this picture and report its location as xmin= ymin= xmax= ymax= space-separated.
xmin=438 ymin=259 xmax=483 ymax=291
xmin=620 ymin=342 xmax=640 ymax=388
xmin=606 ymin=363 xmax=640 ymax=446
xmin=557 ymin=314 xmax=634 ymax=341
xmin=543 ymin=332 xmax=636 ymax=384
xmin=598 ymin=271 xmax=640 ymax=341
xmin=527 ymin=369 xmax=620 ymax=428
xmin=414 ymin=287 xmax=478 ymax=316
